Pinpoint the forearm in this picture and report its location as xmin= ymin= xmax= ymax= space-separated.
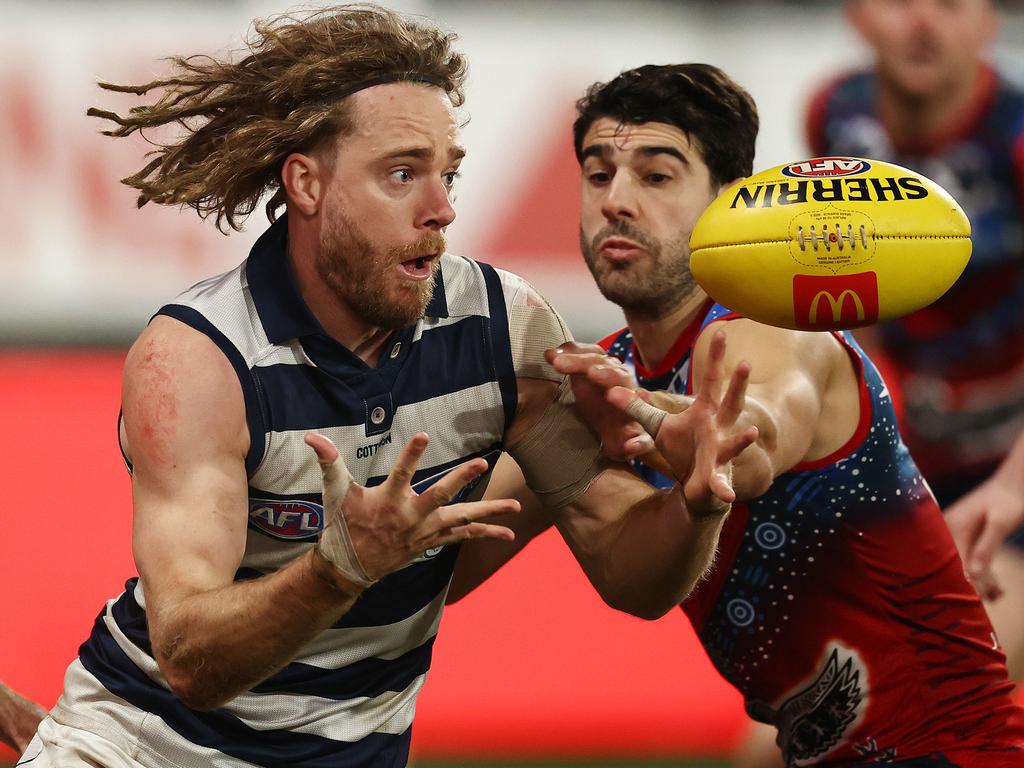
xmin=0 ymin=682 xmax=46 ymax=752
xmin=560 ymin=487 xmax=727 ymax=620
xmin=149 ymin=549 xmax=361 ymax=711
xmin=992 ymin=429 xmax=1024 ymax=495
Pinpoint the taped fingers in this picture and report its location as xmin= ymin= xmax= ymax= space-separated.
xmin=618 ymin=390 xmax=668 ymax=437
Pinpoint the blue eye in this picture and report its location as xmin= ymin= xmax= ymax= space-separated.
xmin=443 ymin=171 xmax=460 ymax=188
xmin=392 ymin=169 xmax=413 ymax=183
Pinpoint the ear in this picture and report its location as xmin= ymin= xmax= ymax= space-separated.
xmin=281 ymin=152 xmax=322 ymax=216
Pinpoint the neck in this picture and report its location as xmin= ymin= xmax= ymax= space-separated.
xmin=877 ymin=61 xmax=987 ymax=148
xmin=624 ymin=289 xmax=708 ymax=372
xmin=287 ymin=222 xmax=392 ymax=368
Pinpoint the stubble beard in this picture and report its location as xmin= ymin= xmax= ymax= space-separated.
xmin=580 ymin=221 xmax=697 ymax=320
xmin=316 ymin=211 xmax=444 ymax=330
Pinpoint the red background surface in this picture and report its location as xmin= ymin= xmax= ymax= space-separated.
xmin=0 ymin=351 xmax=747 ymax=763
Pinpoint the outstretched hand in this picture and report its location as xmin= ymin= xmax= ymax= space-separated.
xmin=606 ymin=329 xmax=758 ymax=516
xmin=545 ymin=342 xmax=655 ymax=461
xmin=945 ymin=477 xmax=1024 ymax=601
xmin=305 ymin=432 xmax=520 ymax=587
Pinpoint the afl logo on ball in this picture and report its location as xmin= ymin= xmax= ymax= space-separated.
xmin=782 ymin=157 xmax=871 ymax=178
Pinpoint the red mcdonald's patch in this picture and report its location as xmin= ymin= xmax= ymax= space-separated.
xmin=792 ymin=272 xmax=879 ymax=329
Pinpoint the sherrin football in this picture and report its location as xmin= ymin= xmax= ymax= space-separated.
xmin=689 ymin=157 xmax=971 ymax=331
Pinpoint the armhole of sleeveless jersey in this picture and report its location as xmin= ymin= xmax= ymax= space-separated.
xmin=791 ymin=332 xmax=872 ymax=472
xmin=117 ymin=408 xmax=132 ymax=473
xmin=154 ymin=304 xmax=268 ymax=476
xmin=477 ymin=262 xmax=518 ymax=433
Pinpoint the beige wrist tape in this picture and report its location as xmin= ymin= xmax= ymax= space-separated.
xmin=314 ymin=452 xmax=376 ymax=588
xmin=624 ymin=397 xmax=668 ymax=438
xmin=511 ymin=377 xmax=603 ymax=509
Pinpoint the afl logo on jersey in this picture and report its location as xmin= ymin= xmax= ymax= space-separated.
xmin=781 ymin=157 xmax=871 ymax=178
xmin=249 ymin=499 xmax=323 ymax=540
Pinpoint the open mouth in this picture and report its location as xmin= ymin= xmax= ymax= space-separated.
xmin=398 ymin=253 xmax=437 ymax=280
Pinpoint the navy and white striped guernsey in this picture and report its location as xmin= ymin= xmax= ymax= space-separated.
xmin=53 ymin=216 xmax=521 ymax=768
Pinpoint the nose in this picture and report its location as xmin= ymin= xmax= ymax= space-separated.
xmin=600 ymin=175 xmax=639 ymax=223
xmin=419 ymin=179 xmax=456 ymax=231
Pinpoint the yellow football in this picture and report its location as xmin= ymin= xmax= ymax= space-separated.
xmin=689 ymin=157 xmax=971 ymax=331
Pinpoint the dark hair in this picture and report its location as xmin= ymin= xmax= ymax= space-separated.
xmin=573 ymin=63 xmax=758 ymax=187
xmin=88 ymin=4 xmax=467 ymax=232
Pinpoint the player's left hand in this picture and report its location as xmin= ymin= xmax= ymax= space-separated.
xmin=605 ymin=329 xmax=758 ymax=517
xmin=946 ymin=477 xmax=1024 ymax=601
xmin=546 ymin=342 xmax=654 ymax=461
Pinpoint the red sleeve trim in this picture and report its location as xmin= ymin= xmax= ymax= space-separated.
xmin=790 ymin=332 xmax=873 ymax=472
xmin=632 ymin=299 xmax=716 ymax=379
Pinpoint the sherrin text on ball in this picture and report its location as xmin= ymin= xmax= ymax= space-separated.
xmin=689 ymin=157 xmax=971 ymax=331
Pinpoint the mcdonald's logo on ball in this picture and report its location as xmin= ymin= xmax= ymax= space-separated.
xmin=690 ymin=156 xmax=972 ymax=330
xmin=792 ymin=273 xmax=879 ymax=329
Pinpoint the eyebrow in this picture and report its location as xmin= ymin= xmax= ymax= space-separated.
xmin=382 ymin=145 xmax=466 ymax=162
xmin=581 ymin=143 xmax=689 ymax=166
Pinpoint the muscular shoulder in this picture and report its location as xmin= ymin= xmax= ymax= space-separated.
xmin=122 ymin=316 xmax=249 ymax=468
xmin=695 ymin=318 xmax=843 ymax=386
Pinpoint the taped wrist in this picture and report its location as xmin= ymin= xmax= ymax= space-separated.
xmin=511 ymin=377 xmax=603 ymax=509
xmin=314 ymin=453 xmax=376 ymax=589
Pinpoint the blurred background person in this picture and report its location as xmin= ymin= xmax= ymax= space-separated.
xmin=739 ymin=1 xmax=1024 ymax=765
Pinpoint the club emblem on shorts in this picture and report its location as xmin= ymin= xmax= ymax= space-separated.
xmin=249 ymin=499 xmax=324 ymax=540
xmin=776 ymin=645 xmax=866 ymax=766
xmin=782 ymin=157 xmax=871 ymax=178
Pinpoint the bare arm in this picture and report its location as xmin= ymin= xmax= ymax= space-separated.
xmin=127 ymin=317 xmax=517 ymax=710
xmin=946 ymin=428 xmax=1024 ymax=600
xmin=0 ymin=681 xmax=45 ymax=753
xmin=577 ymin=321 xmax=859 ymax=500
xmin=447 ymin=456 xmax=551 ymax=604
xmin=450 ymin=282 xmax=752 ymax=617
xmin=539 ymin=332 xmax=757 ymax=618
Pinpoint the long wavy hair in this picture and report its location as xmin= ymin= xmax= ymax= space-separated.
xmin=88 ymin=4 xmax=467 ymax=232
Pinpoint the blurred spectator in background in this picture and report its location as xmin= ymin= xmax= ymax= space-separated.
xmin=739 ymin=1 xmax=1024 ymax=765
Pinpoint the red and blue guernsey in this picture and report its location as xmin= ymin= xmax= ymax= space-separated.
xmin=806 ymin=65 xmax=1024 ymax=503
xmin=600 ymin=303 xmax=1024 ymax=767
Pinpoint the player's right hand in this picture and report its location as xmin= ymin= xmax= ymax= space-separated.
xmin=946 ymin=476 xmax=1024 ymax=601
xmin=546 ymin=342 xmax=654 ymax=461
xmin=606 ymin=330 xmax=758 ymax=517
xmin=305 ymin=432 xmax=520 ymax=588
